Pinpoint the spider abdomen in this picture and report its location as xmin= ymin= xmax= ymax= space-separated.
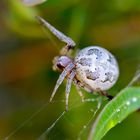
xmin=75 ymin=46 xmax=119 ymax=91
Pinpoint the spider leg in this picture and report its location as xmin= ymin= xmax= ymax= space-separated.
xmin=50 ymin=63 xmax=75 ymax=102
xmin=98 ymin=90 xmax=114 ymax=100
xmin=73 ymin=79 xmax=85 ymax=102
xmin=36 ymin=16 xmax=76 ymax=55
xmin=65 ymin=70 xmax=76 ymax=111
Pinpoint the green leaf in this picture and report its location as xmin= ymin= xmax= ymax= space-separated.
xmin=88 ymin=87 xmax=140 ymax=140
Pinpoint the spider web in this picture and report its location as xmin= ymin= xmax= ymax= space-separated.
xmin=2 ymin=92 xmax=104 ymax=140
xmin=127 ymin=66 xmax=140 ymax=87
xmin=2 ymin=66 xmax=140 ymax=140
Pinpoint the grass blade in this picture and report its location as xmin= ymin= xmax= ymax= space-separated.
xmin=88 ymin=87 xmax=140 ymax=140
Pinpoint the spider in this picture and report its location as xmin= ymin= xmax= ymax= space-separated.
xmin=36 ymin=16 xmax=119 ymax=111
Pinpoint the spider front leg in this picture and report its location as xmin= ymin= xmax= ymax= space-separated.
xmin=36 ymin=16 xmax=76 ymax=55
xmin=65 ymin=70 xmax=76 ymax=111
xmin=50 ymin=63 xmax=75 ymax=102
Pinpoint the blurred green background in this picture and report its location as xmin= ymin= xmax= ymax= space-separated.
xmin=0 ymin=0 xmax=140 ymax=140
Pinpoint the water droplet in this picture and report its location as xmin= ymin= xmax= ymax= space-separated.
xmin=132 ymin=97 xmax=137 ymax=102
xmin=126 ymin=101 xmax=130 ymax=106
xmin=116 ymin=108 xmax=120 ymax=112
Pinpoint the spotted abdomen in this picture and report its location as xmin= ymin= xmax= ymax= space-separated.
xmin=74 ymin=46 xmax=119 ymax=91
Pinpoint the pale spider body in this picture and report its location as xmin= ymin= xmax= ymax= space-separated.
xmin=75 ymin=46 xmax=119 ymax=91
xmin=36 ymin=16 xmax=119 ymax=111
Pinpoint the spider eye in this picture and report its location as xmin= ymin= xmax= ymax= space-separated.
xmin=56 ymin=63 xmax=64 ymax=69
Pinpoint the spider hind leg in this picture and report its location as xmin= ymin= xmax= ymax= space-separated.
xmin=99 ymin=90 xmax=114 ymax=100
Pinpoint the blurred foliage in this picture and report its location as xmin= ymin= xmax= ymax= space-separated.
xmin=0 ymin=0 xmax=140 ymax=140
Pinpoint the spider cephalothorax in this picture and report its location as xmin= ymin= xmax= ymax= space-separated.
xmin=53 ymin=56 xmax=74 ymax=71
xmin=36 ymin=16 xmax=119 ymax=111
